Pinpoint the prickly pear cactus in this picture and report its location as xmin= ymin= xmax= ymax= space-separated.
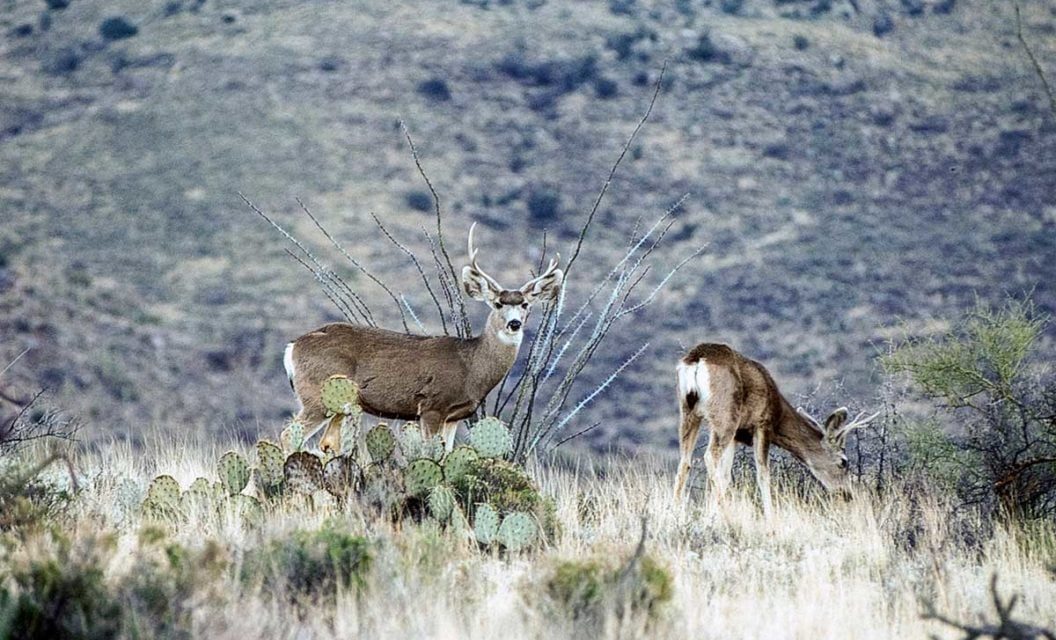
xmin=256 ymin=440 xmax=285 ymax=488
xmin=339 ymin=416 xmax=359 ymax=457
xmin=397 ymin=424 xmax=425 ymax=460
xmin=360 ymin=462 xmax=403 ymax=515
xmin=366 ymin=424 xmax=396 ymax=462
xmin=142 ymin=475 xmax=182 ymax=522
xmin=469 ymin=417 xmax=513 ymax=459
xmin=428 ymin=484 xmax=456 ymax=522
xmin=404 ymin=458 xmax=443 ymax=496
xmin=112 ymin=477 xmax=143 ymax=525
xmin=145 ymin=475 xmax=181 ymax=510
xmin=281 ymin=421 xmax=305 ymax=454
xmin=227 ymin=494 xmax=264 ymax=525
xmin=179 ymin=477 xmax=215 ymax=519
xmin=321 ymin=375 xmax=360 ymax=416
xmin=284 ymin=451 xmax=324 ymax=494
xmin=442 ymin=445 xmax=479 ymax=484
xmin=497 ymin=511 xmax=537 ymax=551
xmin=217 ymin=451 xmax=250 ymax=496
xmin=323 ymin=456 xmax=359 ymax=497
xmin=473 ymin=503 xmax=500 ymax=545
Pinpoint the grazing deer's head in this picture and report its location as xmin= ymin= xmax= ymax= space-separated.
xmin=461 ymin=223 xmax=564 ymax=347
xmin=797 ymin=407 xmax=878 ymax=492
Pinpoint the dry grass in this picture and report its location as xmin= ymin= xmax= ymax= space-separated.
xmin=4 ymin=437 xmax=1054 ymax=639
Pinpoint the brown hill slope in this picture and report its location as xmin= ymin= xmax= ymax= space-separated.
xmin=1 ymin=0 xmax=1053 ymax=451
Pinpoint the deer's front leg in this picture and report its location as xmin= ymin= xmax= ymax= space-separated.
xmin=753 ymin=431 xmax=773 ymax=519
xmin=420 ymin=410 xmax=445 ymax=444
xmin=440 ymin=421 xmax=459 ymax=453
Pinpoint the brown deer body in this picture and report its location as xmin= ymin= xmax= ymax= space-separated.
xmin=673 ymin=343 xmax=875 ymax=516
xmin=284 ymin=224 xmax=563 ymax=452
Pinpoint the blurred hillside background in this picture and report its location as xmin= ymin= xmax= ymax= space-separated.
xmin=0 ymin=0 xmax=1053 ymax=452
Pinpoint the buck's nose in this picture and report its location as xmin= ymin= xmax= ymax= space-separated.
xmin=507 ymin=319 xmax=522 ymax=332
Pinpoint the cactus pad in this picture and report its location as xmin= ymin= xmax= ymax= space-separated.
xmin=428 ymin=484 xmax=457 ymax=522
xmin=255 ymin=440 xmax=285 ymax=488
xmin=217 ymin=451 xmax=250 ymax=496
xmin=321 ymin=375 xmax=360 ymax=415
xmin=469 ymin=417 xmax=513 ymax=458
xmin=397 ymin=424 xmax=425 ymax=460
xmin=145 ymin=475 xmax=181 ymax=510
xmin=366 ymin=424 xmax=396 ymax=462
xmin=339 ymin=416 xmax=359 ymax=456
xmin=281 ymin=421 xmax=305 ymax=453
xmin=473 ymin=503 xmax=500 ymax=545
xmin=361 ymin=462 xmax=403 ymax=514
xmin=284 ymin=451 xmax=324 ymax=494
xmin=404 ymin=458 xmax=443 ymax=496
xmin=497 ymin=511 xmax=537 ymax=551
xmin=323 ymin=456 xmax=359 ymax=497
xmin=442 ymin=445 xmax=479 ymax=484
xmin=228 ymin=494 xmax=264 ymax=524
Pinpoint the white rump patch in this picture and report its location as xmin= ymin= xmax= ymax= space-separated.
xmin=677 ymin=360 xmax=711 ymax=409
xmin=283 ymin=342 xmax=296 ymax=388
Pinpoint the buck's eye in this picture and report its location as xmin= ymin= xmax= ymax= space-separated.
xmin=494 ymin=302 xmax=502 ymax=309
xmin=839 ymin=459 xmax=849 ymax=470
xmin=521 ymin=303 xmax=528 ymax=309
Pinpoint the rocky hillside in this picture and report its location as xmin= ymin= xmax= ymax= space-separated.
xmin=1 ymin=0 xmax=1053 ymax=451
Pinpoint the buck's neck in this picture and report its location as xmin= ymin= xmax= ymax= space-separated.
xmin=465 ymin=316 xmax=522 ymax=399
xmin=772 ymin=401 xmax=827 ymax=463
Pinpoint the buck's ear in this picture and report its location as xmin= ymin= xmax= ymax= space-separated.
xmin=462 ymin=265 xmax=497 ymax=302
xmin=521 ymin=268 xmax=564 ymax=303
xmin=823 ymin=407 xmax=849 ymax=435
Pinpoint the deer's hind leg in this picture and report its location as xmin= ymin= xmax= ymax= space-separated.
xmin=674 ymin=402 xmax=703 ymax=502
xmin=705 ymin=421 xmax=736 ymax=516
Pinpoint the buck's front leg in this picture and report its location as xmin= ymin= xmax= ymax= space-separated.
xmin=420 ymin=410 xmax=445 ymax=446
xmin=440 ymin=421 xmax=459 ymax=453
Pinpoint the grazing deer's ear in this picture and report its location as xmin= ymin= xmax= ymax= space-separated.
xmin=823 ymin=407 xmax=849 ymax=437
xmin=462 ymin=265 xmax=499 ymax=302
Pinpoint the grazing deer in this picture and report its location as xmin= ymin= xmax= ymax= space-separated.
xmin=284 ymin=223 xmax=563 ymax=453
xmin=672 ymin=343 xmax=877 ymax=517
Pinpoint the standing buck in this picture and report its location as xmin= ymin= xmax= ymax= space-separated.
xmin=284 ymin=223 xmax=563 ymax=452
xmin=673 ymin=343 xmax=877 ymax=517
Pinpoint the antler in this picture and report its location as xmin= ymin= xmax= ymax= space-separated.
xmin=837 ymin=410 xmax=880 ymax=438
xmin=466 ymin=222 xmax=503 ymax=291
xmin=520 ymin=253 xmax=561 ymax=293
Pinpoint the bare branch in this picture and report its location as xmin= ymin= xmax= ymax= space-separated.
xmin=565 ymin=59 xmax=667 ymax=275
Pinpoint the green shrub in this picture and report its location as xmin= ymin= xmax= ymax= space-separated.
xmin=525 ymin=186 xmax=560 ymax=222
xmin=416 ymin=78 xmax=451 ymax=102
xmin=544 ymin=554 xmax=673 ymax=631
xmin=99 ymin=17 xmax=138 ymax=41
xmin=883 ymin=298 xmax=1056 ymax=517
xmin=0 ymin=459 xmax=75 ymax=533
xmin=0 ymin=535 xmax=122 ymax=640
xmin=405 ymin=190 xmax=434 ymax=212
xmin=119 ymin=536 xmax=229 ymax=639
xmin=243 ymin=525 xmax=372 ymax=602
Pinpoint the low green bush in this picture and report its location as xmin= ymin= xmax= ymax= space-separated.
xmin=544 ymin=554 xmax=673 ymax=631
xmin=243 ymin=525 xmax=372 ymax=603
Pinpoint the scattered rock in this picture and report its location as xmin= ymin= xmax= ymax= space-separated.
xmin=10 ymin=23 xmax=33 ymax=38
